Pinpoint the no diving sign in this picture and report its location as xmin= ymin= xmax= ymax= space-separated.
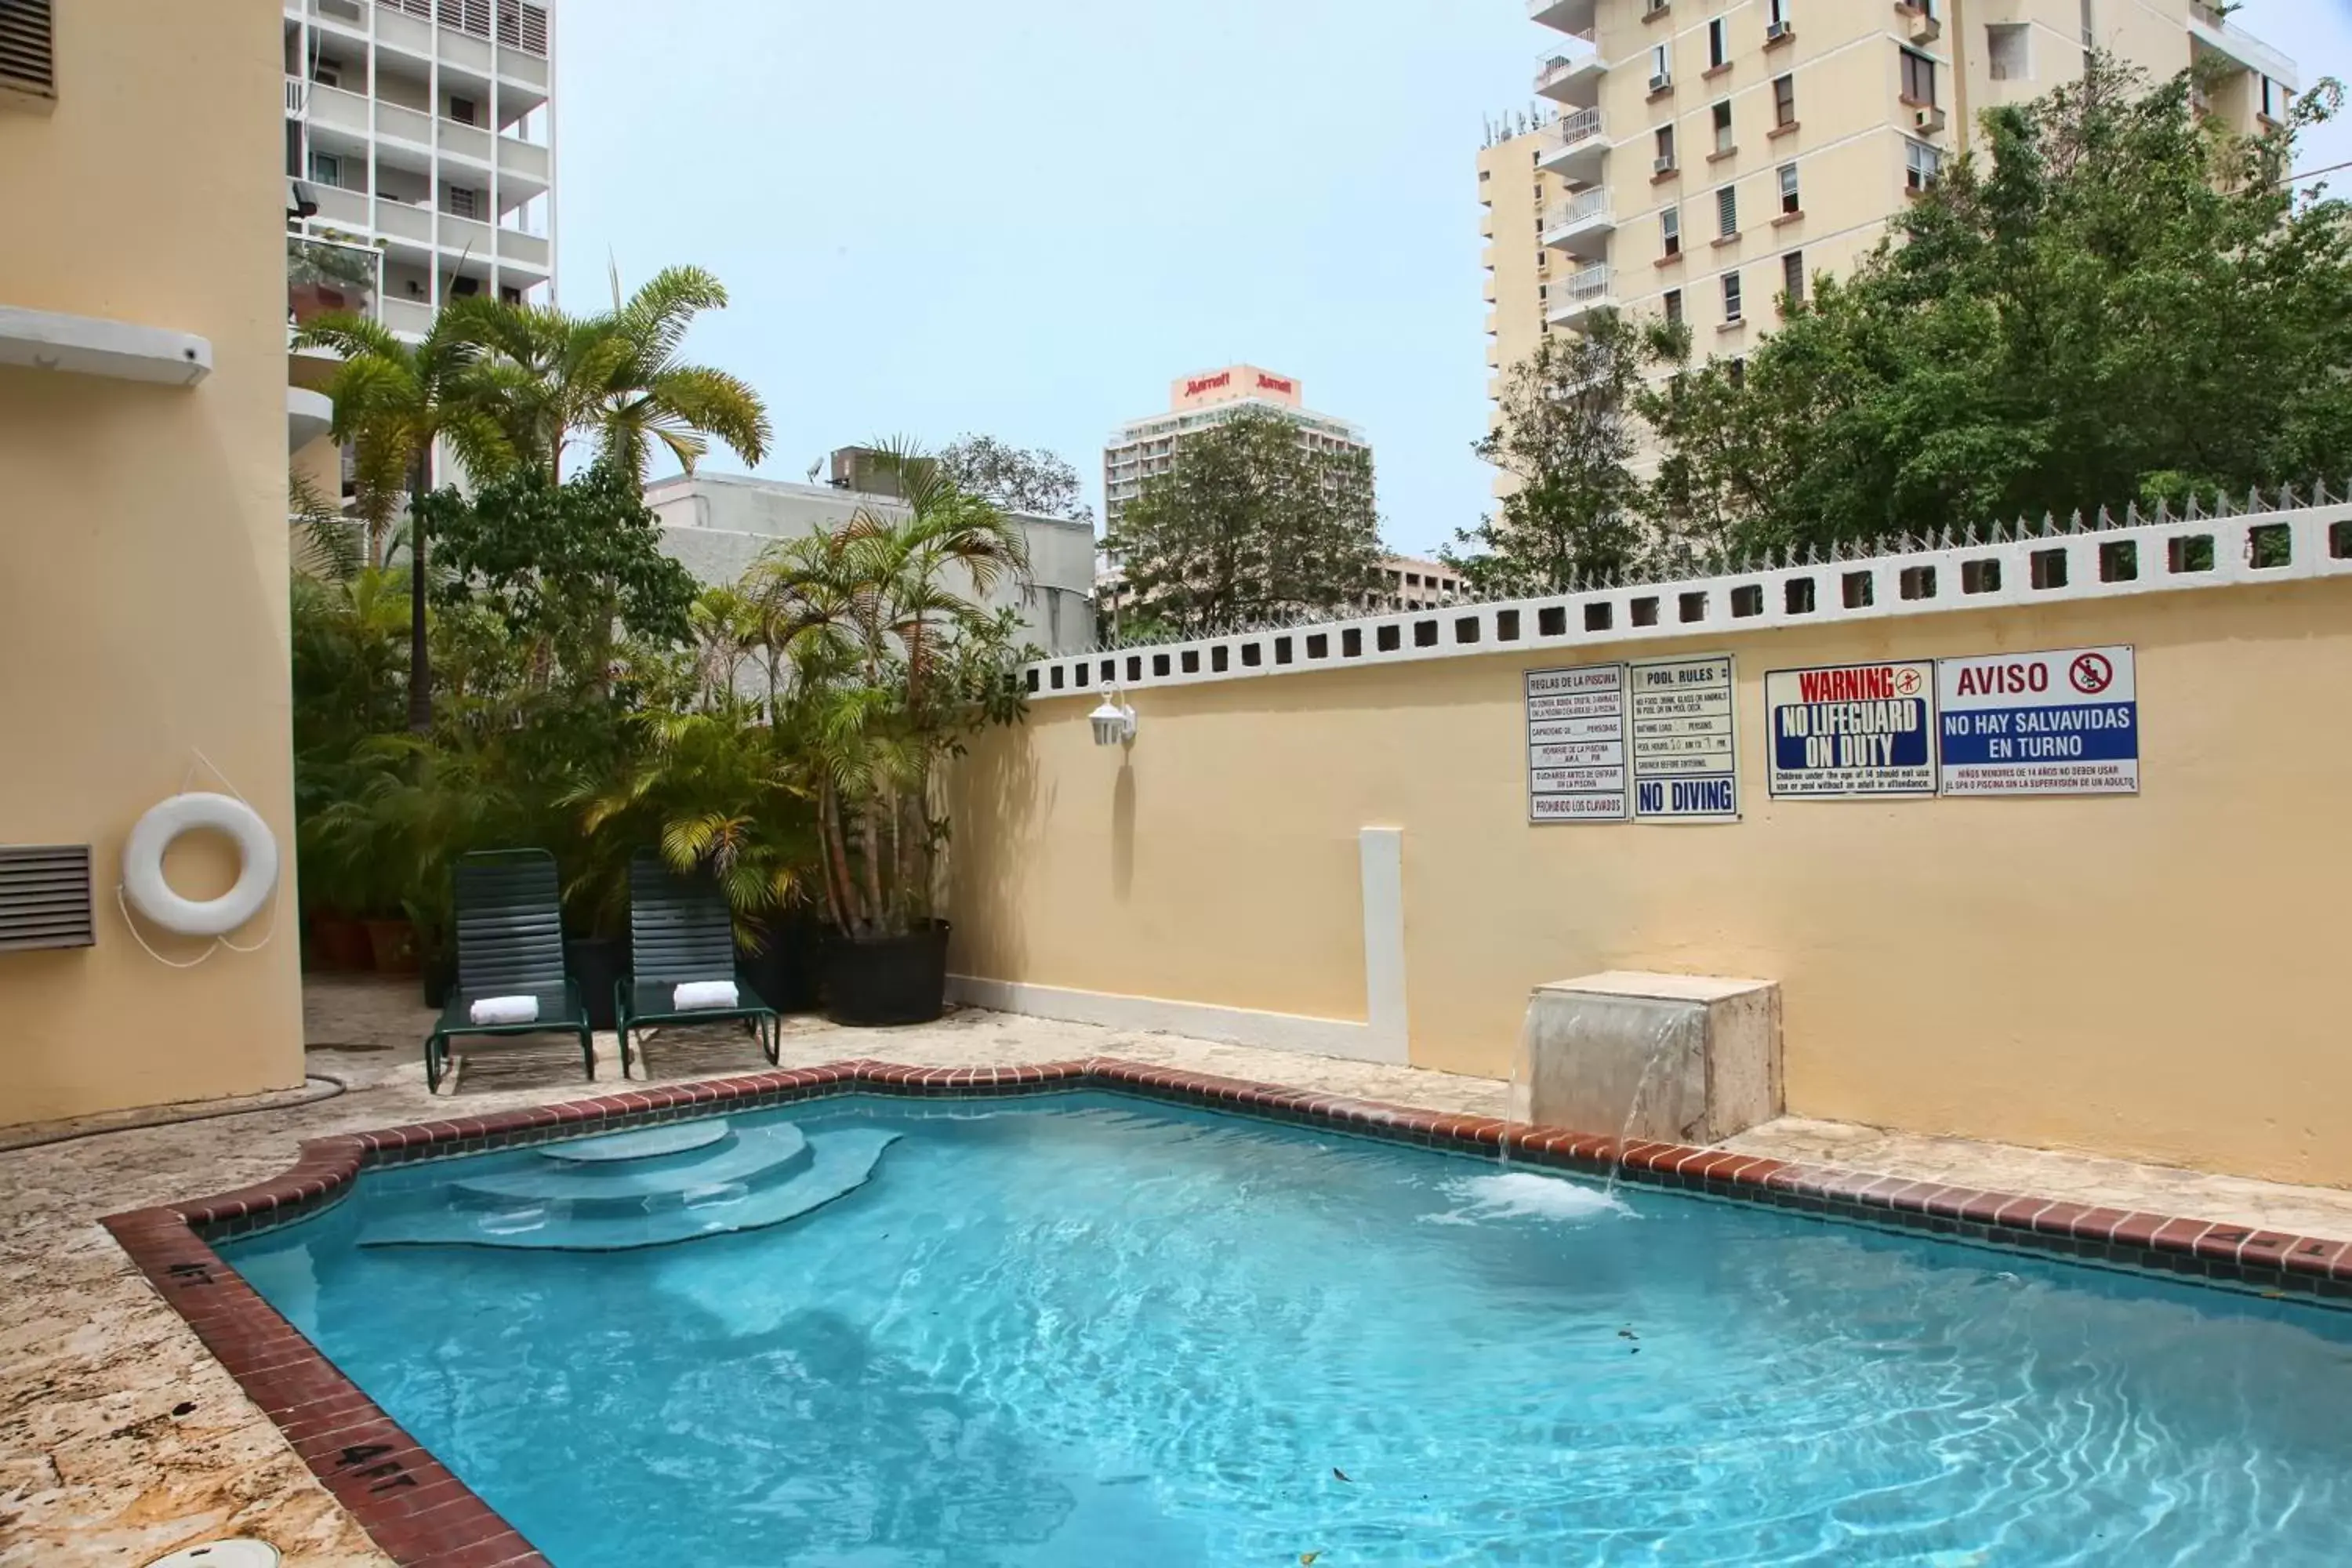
xmin=1936 ymin=646 xmax=2139 ymax=796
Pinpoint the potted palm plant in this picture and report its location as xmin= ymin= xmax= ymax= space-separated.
xmin=752 ymin=445 xmax=1035 ymax=1026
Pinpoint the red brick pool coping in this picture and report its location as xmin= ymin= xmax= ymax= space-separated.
xmin=103 ymin=1055 xmax=2352 ymax=1566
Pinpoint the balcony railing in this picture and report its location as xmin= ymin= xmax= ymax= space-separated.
xmin=1563 ymin=264 xmax=1613 ymax=303
xmin=288 ymin=233 xmax=383 ymax=329
xmin=1548 ymin=106 xmax=1603 ymax=153
xmin=377 ymin=0 xmax=549 ymax=56
xmin=1543 ymin=189 xmax=1612 ymax=232
xmin=284 ymin=76 xmax=309 ymax=116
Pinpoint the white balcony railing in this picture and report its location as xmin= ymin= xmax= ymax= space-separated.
xmin=376 ymin=0 xmax=549 ymax=57
xmin=1563 ymin=264 xmax=1613 ymax=303
xmin=1543 ymin=188 xmax=1613 ymax=233
xmin=1549 ymin=106 xmax=1603 ymax=153
xmin=284 ymin=76 xmax=309 ymax=116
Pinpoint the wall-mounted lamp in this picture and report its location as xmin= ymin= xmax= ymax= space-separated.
xmin=1089 ymin=694 xmax=1137 ymax=747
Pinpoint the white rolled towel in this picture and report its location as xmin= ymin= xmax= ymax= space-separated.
xmin=469 ymin=994 xmax=539 ymax=1025
xmin=673 ymin=979 xmax=739 ymax=1011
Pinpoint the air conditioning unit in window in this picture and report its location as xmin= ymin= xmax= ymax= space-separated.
xmin=1766 ymin=20 xmax=1791 ymax=42
xmin=1914 ymin=105 xmax=1947 ymax=134
xmin=1653 ymin=155 xmax=1677 ymax=175
xmin=1649 ymin=71 xmax=1673 ymax=93
xmin=1907 ymin=12 xmax=1941 ymax=43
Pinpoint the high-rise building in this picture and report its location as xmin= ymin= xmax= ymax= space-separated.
xmin=280 ymin=0 xmax=560 ymax=506
xmin=1485 ymin=0 xmax=2298 ymax=482
xmin=1102 ymin=365 xmax=1372 ymax=530
xmin=282 ymin=0 xmax=557 ymax=336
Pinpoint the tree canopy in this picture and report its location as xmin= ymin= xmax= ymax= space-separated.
xmin=938 ymin=434 xmax=1092 ymax=523
xmin=1105 ymin=408 xmax=1385 ymax=634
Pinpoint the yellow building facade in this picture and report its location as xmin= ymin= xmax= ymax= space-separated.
xmin=1484 ymin=0 xmax=2299 ymax=487
xmin=0 ymin=0 xmax=307 ymax=1124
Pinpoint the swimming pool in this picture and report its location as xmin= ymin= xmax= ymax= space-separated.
xmin=223 ymin=1091 xmax=2352 ymax=1566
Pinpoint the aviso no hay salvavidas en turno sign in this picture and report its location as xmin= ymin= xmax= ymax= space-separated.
xmin=1936 ymin=645 xmax=2139 ymax=796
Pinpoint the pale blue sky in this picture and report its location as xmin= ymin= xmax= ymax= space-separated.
xmin=554 ymin=0 xmax=2351 ymax=558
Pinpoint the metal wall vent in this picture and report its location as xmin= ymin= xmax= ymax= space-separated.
xmin=0 ymin=0 xmax=56 ymax=109
xmin=0 ymin=844 xmax=93 ymax=952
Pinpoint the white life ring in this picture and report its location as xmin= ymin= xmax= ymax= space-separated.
xmin=123 ymin=792 xmax=281 ymax=938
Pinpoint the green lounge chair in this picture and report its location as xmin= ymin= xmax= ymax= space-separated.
xmin=615 ymin=848 xmax=781 ymax=1078
xmin=424 ymin=849 xmax=594 ymax=1094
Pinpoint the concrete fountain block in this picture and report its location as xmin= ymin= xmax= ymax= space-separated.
xmin=1509 ymin=971 xmax=1782 ymax=1145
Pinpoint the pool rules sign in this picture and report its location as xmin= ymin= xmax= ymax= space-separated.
xmin=1526 ymin=656 xmax=1740 ymax=823
xmin=1937 ymin=645 xmax=2140 ymax=796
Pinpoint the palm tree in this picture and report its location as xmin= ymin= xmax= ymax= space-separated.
xmin=293 ymin=310 xmax=511 ymax=731
xmin=460 ymin=263 xmax=771 ymax=481
xmin=749 ymin=443 xmax=1030 ymax=938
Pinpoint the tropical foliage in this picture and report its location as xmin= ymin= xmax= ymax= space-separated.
xmin=748 ymin=446 xmax=1034 ymax=939
xmin=291 ymin=293 xmax=1034 ymax=971
xmin=293 ymin=263 xmax=768 ymax=732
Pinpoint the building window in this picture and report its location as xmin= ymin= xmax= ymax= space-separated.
xmin=1987 ymin=23 xmax=2029 ymax=82
xmin=447 ymin=186 xmax=479 ymax=219
xmin=1656 ymin=124 xmax=1677 ymax=170
xmin=1716 ymin=183 xmax=1738 ymax=237
xmin=448 ymin=94 xmax=478 ymax=125
xmin=1773 ymin=74 xmax=1796 ymax=127
xmin=1712 ymin=100 xmax=1734 ymax=154
xmin=313 ymin=55 xmax=343 ymax=88
xmin=1900 ymin=48 xmax=1937 ymax=107
xmin=1783 ymin=249 xmax=1805 ymax=304
xmin=1768 ymin=0 xmax=1791 ymax=27
xmin=307 ymin=151 xmax=340 ymax=187
xmin=1708 ymin=17 xmax=1728 ymax=68
xmin=1906 ymin=138 xmax=1943 ymax=191
xmin=2261 ymin=75 xmax=2283 ymax=120
xmin=1663 ymin=289 xmax=1683 ymax=328
xmin=1662 ymin=204 xmax=1682 ymax=256
xmin=1651 ymin=42 xmax=1672 ymax=89
xmin=1778 ymin=162 xmax=1801 ymax=213
xmin=1729 ymin=357 xmax=1747 ymax=388
xmin=1723 ymin=270 xmax=1744 ymax=322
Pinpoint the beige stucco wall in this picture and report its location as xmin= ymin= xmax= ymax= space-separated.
xmin=0 ymin=0 xmax=305 ymax=1123
xmin=951 ymin=580 xmax=2352 ymax=1189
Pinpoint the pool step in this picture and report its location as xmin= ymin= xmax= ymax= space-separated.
xmin=357 ymin=1127 xmax=899 ymax=1252
xmin=446 ymin=1124 xmax=810 ymax=1215
xmin=539 ymin=1119 xmax=732 ymax=1163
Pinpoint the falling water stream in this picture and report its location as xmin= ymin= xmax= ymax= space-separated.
xmin=1603 ymin=1014 xmax=1691 ymax=1200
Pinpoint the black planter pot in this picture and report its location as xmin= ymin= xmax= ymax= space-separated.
xmin=564 ymin=935 xmax=629 ymax=1032
xmin=743 ymin=909 xmax=823 ymax=1014
xmin=823 ymin=921 xmax=949 ymax=1028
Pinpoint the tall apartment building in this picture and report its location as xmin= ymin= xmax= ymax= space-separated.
xmin=283 ymin=0 xmax=557 ymax=339
xmin=1102 ymin=365 xmax=1373 ymax=531
xmin=1485 ymin=0 xmax=2297 ymax=477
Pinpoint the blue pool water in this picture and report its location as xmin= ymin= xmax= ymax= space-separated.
xmin=226 ymin=1094 xmax=2352 ymax=1566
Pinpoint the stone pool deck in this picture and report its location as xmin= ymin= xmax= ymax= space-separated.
xmin=6 ymin=977 xmax=2351 ymax=1566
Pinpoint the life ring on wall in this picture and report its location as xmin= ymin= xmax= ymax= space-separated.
xmin=122 ymin=792 xmax=281 ymax=938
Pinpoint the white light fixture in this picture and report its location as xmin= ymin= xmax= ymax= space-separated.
xmin=1089 ymin=693 xmax=1136 ymax=747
